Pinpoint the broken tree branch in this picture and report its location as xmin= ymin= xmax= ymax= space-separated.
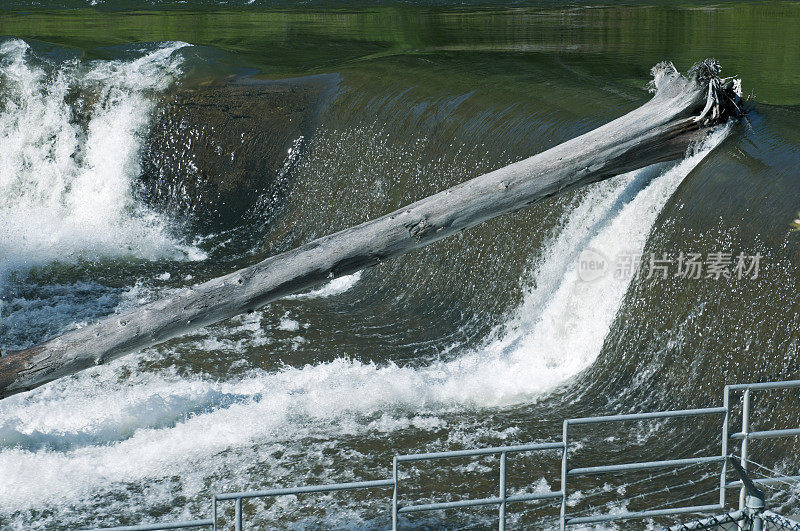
xmin=0 ymin=60 xmax=742 ymax=399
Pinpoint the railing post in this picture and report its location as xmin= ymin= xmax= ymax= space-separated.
xmin=499 ymin=451 xmax=507 ymax=531
xmin=212 ymin=496 xmax=218 ymax=531
xmin=739 ymin=388 xmax=751 ymax=513
xmin=392 ymin=456 xmax=399 ymax=531
xmin=560 ymin=421 xmax=568 ymax=531
xmin=748 ymin=495 xmax=765 ymax=531
xmin=235 ymin=497 xmax=242 ymax=531
xmin=721 ymin=386 xmax=730 ymax=507
xmin=731 ymin=456 xmax=765 ymax=531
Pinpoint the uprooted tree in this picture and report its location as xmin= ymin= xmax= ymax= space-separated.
xmin=0 ymin=60 xmax=743 ymax=399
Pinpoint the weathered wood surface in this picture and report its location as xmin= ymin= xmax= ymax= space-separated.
xmin=0 ymin=61 xmax=742 ymax=399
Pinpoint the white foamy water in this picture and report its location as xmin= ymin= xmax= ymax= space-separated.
xmin=0 ymin=39 xmax=203 ymax=283
xmin=287 ymin=271 xmax=363 ymax=299
xmin=0 ymin=122 xmax=730 ymax=527
xmin=475 ymin=126 xmax=729 ymax=397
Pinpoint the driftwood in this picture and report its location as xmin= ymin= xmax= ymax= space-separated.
xmin=0 ymin=60 xmax=742 ymax=399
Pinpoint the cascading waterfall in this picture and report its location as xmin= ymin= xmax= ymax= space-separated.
xmin=0 ymin=39 xmax=202 ymax=284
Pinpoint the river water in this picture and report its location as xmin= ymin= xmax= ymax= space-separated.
xmin=1 ymin=2 xmax=799 ymax=529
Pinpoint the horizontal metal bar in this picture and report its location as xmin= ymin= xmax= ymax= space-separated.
xmin=506 ymin=491 xmax=564 ymax=503
xmin=397 ymin=491 xmax=563 ymax=514
xmin=566 ymin=504 xmax=724 ymax=525
xmin=727 ymin=475 xmax=800 ymax=487
xmin=726 ymin=380 xmax=800 ymax=392
xmin=396 ymin=441 xmax=564 ymax=462
xmin=83 ymin=519 xmax=214 ymax=531
xmin=566 ymin=407 xmax=727 ymax=426
xmin=569 ymin=456 xmax=723 ymax=476
xmin=215 ymin=479 xmax=394 ymax=501
xmin=730 ymin=428 xmax=800 ymax=440
xmin=398 ymin=496 xmax=503 ymax=513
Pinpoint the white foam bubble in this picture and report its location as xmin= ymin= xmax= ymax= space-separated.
xmin=0 ymin=39 xmax=203 ymax=283
xmin=286 ymin=271 xmax=363 ymax=299
xmin=278 ymin=315 xmax=301 ymax=331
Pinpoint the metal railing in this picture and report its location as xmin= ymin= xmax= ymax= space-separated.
xmin=668 ymin=456 xmax=772 ymax=531
xmin=560 ymin=406 xmax=729 ymax=529
xmin=214 ymin=479 xmax=395 ymax=531
xmin=84 ymin=521 xmax=214 ymax=531
xmin=392 ymin=441 xmax=564 ymax=530
xmin=82 ymin=379 xmax=800 ymax=531
xmin=725 ymin=381 xmax=800 ymax=514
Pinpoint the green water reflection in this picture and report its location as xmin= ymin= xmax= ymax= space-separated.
xmin=1 ymin=2 xmax=798 ymax=104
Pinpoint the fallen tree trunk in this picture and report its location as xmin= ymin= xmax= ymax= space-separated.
xmin=0 ymin=60 xmax=742 ymax=399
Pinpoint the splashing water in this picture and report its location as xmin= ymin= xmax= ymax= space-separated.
xmin=0 ymin=39 xmax=203 ymax=284
xmin=476 ymin=125 xmax=732 ymax=398
xmin=287 ymin=271 xmax=363 ymax=299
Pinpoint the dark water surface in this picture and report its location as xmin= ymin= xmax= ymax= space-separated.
xmin=0 ymin=2 xmax=799 ymax=529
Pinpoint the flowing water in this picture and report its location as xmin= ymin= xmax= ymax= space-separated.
xmin=1 ymin=2 xmax=800 ymax=529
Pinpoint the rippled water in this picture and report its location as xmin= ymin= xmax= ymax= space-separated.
xmin=1 ymin=2 xmax=800 ymax=530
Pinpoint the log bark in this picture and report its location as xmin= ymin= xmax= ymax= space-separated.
xmin=0 ymin=61 xmax=742 ymax=399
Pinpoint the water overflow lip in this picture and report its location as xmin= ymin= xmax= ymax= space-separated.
xmin=1 ymin=5 xmax=800 ymax=529
xmin=141 ymin=73 xmax=337 ymax=232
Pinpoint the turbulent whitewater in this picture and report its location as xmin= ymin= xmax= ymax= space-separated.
xmin=0 ymin=40 xmax=202 ymax=285
xmin=0 ymin=38 xmax=732 ymax=526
